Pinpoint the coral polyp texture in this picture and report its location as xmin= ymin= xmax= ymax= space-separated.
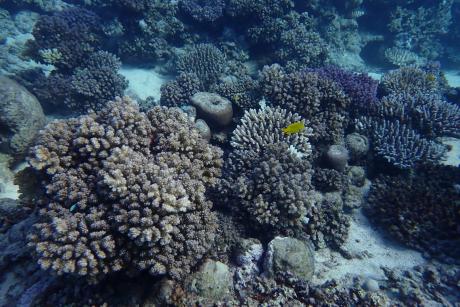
xmin=222 ymin=106 xmax=317 ymax=235
xmin=27 ymin=97 xmax=223 ymax=282
xmin=176 ymin=43 xmax=226 ymax=86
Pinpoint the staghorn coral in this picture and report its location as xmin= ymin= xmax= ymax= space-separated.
xmin=260 ymin=64 xmax=350 ymax=144
xmin=176 ymin=44 xmax=226 ymax=86
xmin=356 ymin=65 xmax=457 ymax=169
xmin=365 ymin=165 xmax=460 ymax=261
xmin=356 ymin=118 xmax=446 ymax=169
xmin=27 ymin=97 xmax=223 ymax=282
xmin=375 ymin=92 xmax=460 ymax=139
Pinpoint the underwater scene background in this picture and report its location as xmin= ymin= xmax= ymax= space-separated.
xmin=0 ymin=0 xmax=459 ymax=306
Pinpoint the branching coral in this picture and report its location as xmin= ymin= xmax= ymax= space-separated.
xmin=69 ymin=51 xmax=128 ymax=112
xmin=179 ymin=0 xmax=226 ymax=23
xmin=365 ymin=165 xmax=460 ymax=261
xmin=160 ymin=72 xmax=201 ymax=107
xmin=356 ymin=118 xmax=446 ymax=169
xmin=27 ymin=97 xmax=223 ymax=282
xmin=355 ymin=66 xmax=457 ymax=169
xmin=260 ymin=64 xmax=350 ymax=144
xmin=221 ymin=106 xmax=316 ymax=235
xmin=230 ymin=106 xmax=313 ymax=159
xmin=380 ymin=66 xmax=442 ymax=96
xmin=30 ymin=8 xmax=104 ymax=71
xmin=24 ymin=51 xmax=127 ymax=113
xmin=176 ymin=44 xmax=226 ymax=86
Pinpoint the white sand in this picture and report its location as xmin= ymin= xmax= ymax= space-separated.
xmin=445 ymin=71 xmax=460 ymax=88
xmin=119 ymin=66 xmax=172 ymax=101
xmin=367 ymin=72 xmax=382 ymax=81
xmin=313 ymin=209 xmax=425 ymax=286
xmin=441 ymin=137 xmax=460 ymax=167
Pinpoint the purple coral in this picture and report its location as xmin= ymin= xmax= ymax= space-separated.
xmin=313 ymin=66 xmax=379 ymax=113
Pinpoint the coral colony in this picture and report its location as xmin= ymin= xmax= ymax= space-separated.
xmin=0 ymin=0 xmax=459 ymax=305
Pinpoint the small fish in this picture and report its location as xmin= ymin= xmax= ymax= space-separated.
xmin=426 ymin=74 xmax=436 ymax=82
xmin=70 ymin=203 xmax=78 ymax=213
xmin=282 ymin=121 xmax=305 ymax=135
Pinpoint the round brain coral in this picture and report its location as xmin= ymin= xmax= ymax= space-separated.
xmin=27 ymin=97 xmax=223 ymax=282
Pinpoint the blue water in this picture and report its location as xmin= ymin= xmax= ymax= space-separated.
xmin=0 ymin=0 xmax=459 ymax=306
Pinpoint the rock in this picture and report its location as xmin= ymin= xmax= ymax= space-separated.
xmin=187 ymin=259 xmax=232 ymax=301
xmin=190 ymin=92 xmax=233 ymax=127
xmin=194 ymin=119 xmax=211 ymax=142
xmin=345 ymin=133 xmax=369 ymax=161
xmin=326 ymin=145 xmax=349 ymax=172
xmin=0 ymin=76 xmax=46 ymax=159
xmin=363 ymin=278 xmax=380 ymax=292
xmin=263 ymin=237 xmax=315 ymax=280
xmin=349 ymin=166 xmax=366 ymax=187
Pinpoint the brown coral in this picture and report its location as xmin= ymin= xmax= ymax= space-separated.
xmin=27 ymin=97 xmax=222 ymax=282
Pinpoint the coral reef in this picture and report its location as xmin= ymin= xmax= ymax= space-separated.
xmin=365 ymin=165 xmax=460 ymax=261
xmin=179 ymin=0 xmax=225 ymax=23
xmin=160 ymin=72 xmax=201 ymax=107
xmin=27 ymin=97 xmax=223 ymax=282
xmin=221 ymin=106 xmax=315 ymax=235
xmin=22 ymin=51 xmax=127 ymax=113
xmin=260 ymin=64 xmax=350 ymax=144
xmin=176 ymin=43 xmax=226 ymax=86
xmin=356 ymin=118 xmax=446 ymax=169
xmin=29 ymin=8 xmax=104 ymax=71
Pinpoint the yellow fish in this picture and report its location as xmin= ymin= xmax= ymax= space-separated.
xmin=282 ymin=121 xmax=305 ymax=135
xmin=426 ymin=74 xmax=436 ymax=82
